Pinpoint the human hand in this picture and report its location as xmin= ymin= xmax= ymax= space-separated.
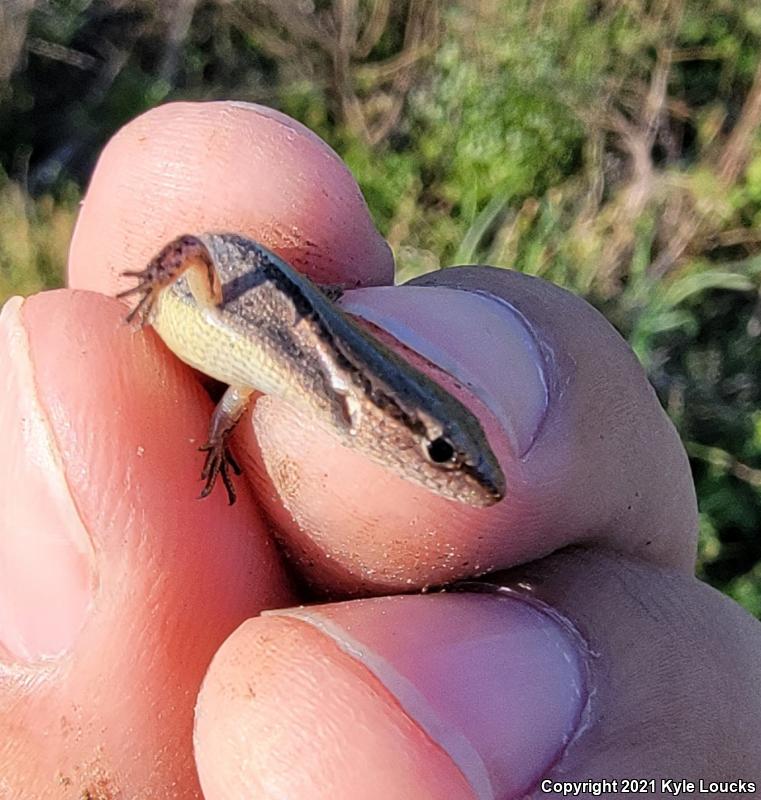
xmin=1 ymin=102 xmax=759 ymax=799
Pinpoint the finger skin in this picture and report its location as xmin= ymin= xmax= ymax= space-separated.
xmin=0 ymin=291 xmax=291 ymax=798
xmin=195 ymin=554 xmax=761 ymax=799
xmin=68 ymin=101 xmax=394 ymax=294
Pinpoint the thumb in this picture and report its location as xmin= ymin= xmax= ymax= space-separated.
xmin=194 ymin=550 xmax=761 ymax=799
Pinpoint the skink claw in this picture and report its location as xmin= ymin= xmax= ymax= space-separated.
xmin=116 ymin=268 xmax=163 ymax=326
xmin=199 ymin=439 xmax=242 ymax=505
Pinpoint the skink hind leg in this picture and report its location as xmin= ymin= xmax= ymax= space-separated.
xmin=117 ymin=235 xmax=223 ymax=325
xmin=199 ymin=385 xmax=254 ymax=504
xmin=199 ymin=442 xmax=241 ymax=504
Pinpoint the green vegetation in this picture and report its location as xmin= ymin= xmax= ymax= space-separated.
xmin=1 ymin=0 xmax=760 ymax=612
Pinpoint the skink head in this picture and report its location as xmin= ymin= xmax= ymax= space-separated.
xmin=407 ymin=405 xmax=506 ymax=507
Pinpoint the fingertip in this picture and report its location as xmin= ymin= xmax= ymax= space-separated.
xmin=247 ymin=267 xmax=696 ymax=593
xmin=194 ymin=613 xmax=476 ymax=800
xmin=68 ymin=101 xmax=393 ymax=296
xmin=195 ymin=594 xmax=588 ymax=800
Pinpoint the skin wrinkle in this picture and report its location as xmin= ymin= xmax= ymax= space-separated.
xmin=536 ymin=551 xmax=761 ymax=780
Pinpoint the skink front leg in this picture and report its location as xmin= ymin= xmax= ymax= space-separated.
xmin=117 ymin=235 xmax=223 ymax=324
xmin=199 ymin=385 xmax=254 ymax=504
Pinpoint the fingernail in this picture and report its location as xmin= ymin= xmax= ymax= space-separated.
xmin=273 ymin=593 xmax=588 ymax=799
xmin=0 ymin=298 xmax=94 ymax=661
xmin=340 ymin=286 xmax=549 ymax=456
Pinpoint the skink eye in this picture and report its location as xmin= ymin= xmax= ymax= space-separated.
xmin=427 ymin=436 xmax=456 ymax=464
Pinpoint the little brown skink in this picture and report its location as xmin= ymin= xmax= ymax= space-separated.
xmin=119 ymin=233 xmax=505 ymax=506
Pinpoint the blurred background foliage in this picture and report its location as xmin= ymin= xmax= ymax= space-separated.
xmin=1 ymin=0 xmax=760 ymax=614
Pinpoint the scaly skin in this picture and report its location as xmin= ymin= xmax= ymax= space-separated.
xmin=119 ymin=233 xmax=506 ymax=506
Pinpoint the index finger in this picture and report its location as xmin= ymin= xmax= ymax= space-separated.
xmin=68 ymin=101 xmax=394 ymax=293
